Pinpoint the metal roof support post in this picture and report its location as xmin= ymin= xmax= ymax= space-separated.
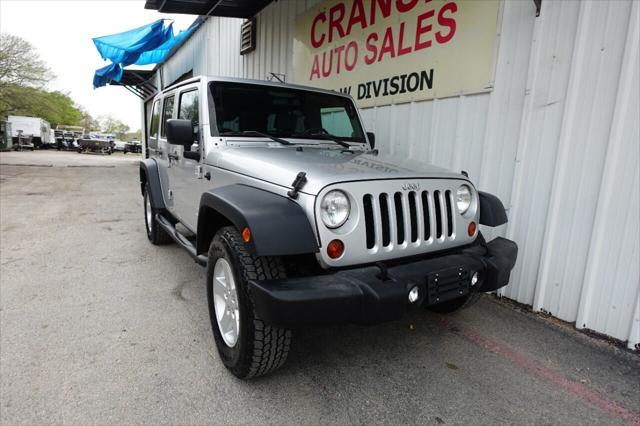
xmin=123 ymin=85 xmax=143 ymax=99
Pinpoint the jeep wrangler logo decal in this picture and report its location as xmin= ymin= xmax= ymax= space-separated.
xmin=402 ymin=183 xmax=421 ymax=191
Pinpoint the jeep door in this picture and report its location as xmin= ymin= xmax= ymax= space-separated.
xmin=147 ymin=97 xmax=170 ymax=208
xmin=165 ymin=85 xmax=205 ymax=231
xmin=156 ymin=93 xmax=175 ymax=209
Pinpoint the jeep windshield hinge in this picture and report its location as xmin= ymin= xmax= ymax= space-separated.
xmin=287 ymin=172 xmax=307 ymax=199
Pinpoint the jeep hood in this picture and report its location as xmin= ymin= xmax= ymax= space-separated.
xmin=212 ymin=145 xmax=467 ymax=195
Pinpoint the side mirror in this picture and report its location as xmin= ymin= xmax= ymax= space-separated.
xmin=166 ymin=119 xmax=194 ymax=146
xmin=366 ymin=131 xmax=375 ymax=149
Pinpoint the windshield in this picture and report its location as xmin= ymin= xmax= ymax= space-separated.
xmin=210 ymin=82 xmax=366 ymax=143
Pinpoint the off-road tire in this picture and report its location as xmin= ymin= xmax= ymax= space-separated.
xmin=427 ymin=293 xmax=481 ymax=314
xmin=143 ymin=183 xmax=172 ymax=245
xmin=207 ymin=226 xmax=291 ymax=379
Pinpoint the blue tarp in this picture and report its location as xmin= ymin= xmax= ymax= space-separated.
xmin=92 ymin=19 xmax=196 ymax=88
xmin=93 ymin=63 xmax=123 ymax=88
xmin=134 ymin=26 xmax=196 ymax=66
xmin=93 ymin=20 xmax=171 ymax=66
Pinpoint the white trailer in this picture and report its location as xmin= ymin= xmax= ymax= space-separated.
xmin=7 ymin=115 xmax=52 ymax=147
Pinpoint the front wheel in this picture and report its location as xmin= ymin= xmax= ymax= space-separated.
xmin=207 ymin=226 xmax=291 ymax=379
xmin=143 ymin=183 xmax=172 ymax=245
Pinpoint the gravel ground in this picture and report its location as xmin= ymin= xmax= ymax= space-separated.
xmin=1 ymin=151 xmax=638 ymax=425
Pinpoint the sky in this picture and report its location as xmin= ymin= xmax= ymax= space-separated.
xmin=0 ymin=0 xmax=195 ymax=130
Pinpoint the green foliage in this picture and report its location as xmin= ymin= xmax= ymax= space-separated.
xmin=125 ymin=129 xmax=141 ymax=142
xmin=0 ymin=33 xmax=53 ymax=88
xmin=99 ymin=115 xmax=130 ymax=140
xmin=0 ymin=84 xmax=84 ymax=127
xmin=78 ymin=107 xmax=101 ymax=132
xmin=0 ymin=33 xmax=88 ymax=128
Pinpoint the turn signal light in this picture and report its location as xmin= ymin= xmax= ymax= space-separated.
xmin=327 ymin=239 xmax=345 ymax=259
xmin=468 ymin=222 xmax=477 ymax=237
xmin=242 ymin=227 xmax=251 ymax=242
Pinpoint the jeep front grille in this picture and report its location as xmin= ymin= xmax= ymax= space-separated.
xmin=314 ymin=179 xmax=477 ymax=268
xmin=363 ymin=190 xmax=455 ymax=250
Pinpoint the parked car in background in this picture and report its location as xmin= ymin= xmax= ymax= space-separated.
xmin=113 ymin=140 xmax=127 ymax=152
xmin=54 ymin=125 xmax=85 ymax=150
xmin=124 ymin=141 xmax=142 ymax=154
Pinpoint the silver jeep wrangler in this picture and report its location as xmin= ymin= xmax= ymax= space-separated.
xmin=140 ymin=76 xmax=518 ymax=379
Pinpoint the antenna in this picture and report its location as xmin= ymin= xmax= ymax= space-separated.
xmin=267 ymin=72 xmax=286 ymax=83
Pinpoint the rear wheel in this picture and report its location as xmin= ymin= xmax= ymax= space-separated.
xmin=207 ymin=226 xmax=291 ymax=379
xmin=143 ymin=183 xmax=172 ymax=245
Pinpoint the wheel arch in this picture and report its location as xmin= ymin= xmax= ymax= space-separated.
xmin=139 ymin=159 xmax=165 ymax=209
xmin=196 ymin=185 xmax=319 ymax=257
xmin=478 ymin=191 xmax=508 ymax=227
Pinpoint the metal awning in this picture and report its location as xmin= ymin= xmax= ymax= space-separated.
xmin=108 ymin=69 xmax=157 ymax=99
xmin=144 ymin=0 xmax=274 ymax=18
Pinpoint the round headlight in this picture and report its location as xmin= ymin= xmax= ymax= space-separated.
xmin=456 ymin=185 xmax=473 ymax=214
xmin=320 ymin=190 xmax=350 ymax=229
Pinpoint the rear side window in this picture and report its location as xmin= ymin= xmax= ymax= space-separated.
xmin=160 ymin=95 xmax=175 ymax=137
xmin=149 ymin=100 xmax=160 ymax=139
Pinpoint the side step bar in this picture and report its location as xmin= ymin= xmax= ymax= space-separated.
xmin=156 ymin=214 xmax=208 ymax=267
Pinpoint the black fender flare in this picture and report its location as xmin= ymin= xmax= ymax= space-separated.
xmin=139 ymin=159 xmax=165 ymax=209
xmin=478 ymin=191 xmax=508 ymax=227
xmin=196 ymin=185 xmax=319 ymax=257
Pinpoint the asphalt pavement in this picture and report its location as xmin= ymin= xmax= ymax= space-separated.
xmin=1 ymin=151 xmax=638 ymax=425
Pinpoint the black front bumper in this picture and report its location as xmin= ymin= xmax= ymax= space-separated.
xmin=249 ymin=237 xmax=518 ymax=327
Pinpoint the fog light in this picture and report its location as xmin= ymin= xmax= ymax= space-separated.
xmin=327 ymin=239 xmax=344 ymax=259
xmin=408 ymin=286 xmax=420 ymax=303
xmin=471 ymin=272 xmax=479 ymax=286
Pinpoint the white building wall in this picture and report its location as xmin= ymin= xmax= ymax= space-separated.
xmin=157 ymin=0 xmax=639 ymax=349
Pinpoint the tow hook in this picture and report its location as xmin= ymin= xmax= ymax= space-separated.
xmin=376 ymin=261 xmax=390 ymax=281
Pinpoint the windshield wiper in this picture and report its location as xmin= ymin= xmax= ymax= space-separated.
xmin=220 ymin=130 xmax=292 ymax=145
xmin=298 ymin=132 xmax=351 ymax=149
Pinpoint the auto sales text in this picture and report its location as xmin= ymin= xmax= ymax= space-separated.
xmin=307 ymin=0 xmax=458 ymax=81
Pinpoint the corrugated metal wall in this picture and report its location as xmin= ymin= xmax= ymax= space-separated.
xmin=157 ymin=0 xmax=639 ymax=349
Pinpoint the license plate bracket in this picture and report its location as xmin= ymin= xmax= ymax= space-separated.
xmin=426 ymin=266 xmax=471 ymax=305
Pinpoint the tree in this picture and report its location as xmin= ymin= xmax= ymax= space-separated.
xmin=0 ymin=33 xmax=92 ymax=130
xmin=125 ymin=129 xmax=141 ymax=142
xmin=100 ymin=115 xmax=130 ymax=140
xmin=78 ymin=107 xmax=101 ymax=132
xmin=0 ymin=85 xmax=83 ymax=127
xmin=0 ymin=33 xmax=53 ymax=89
